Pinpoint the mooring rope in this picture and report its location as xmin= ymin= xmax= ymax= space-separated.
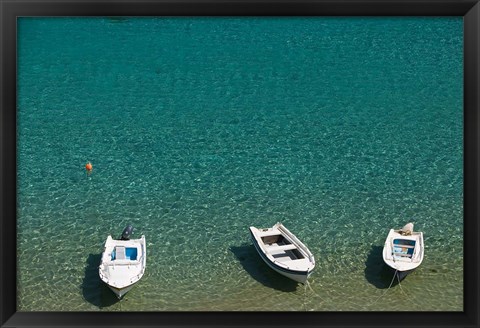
xmin=397 ymin=273 xmax=406 ymax=294
xmin=303 ymin=280 xmax=326 ymax=311
xmin=396 ymin=273 xmax=416 ymax=305
xmin=304 ymin=282 xmax=308 ymax=311
xmin=307 ymin=280 xmax=326 ymax=302
xmin=367 ymin=269 xmax=398 ymax=308
xmin=302 ymin=269 xmax=401 ymax=311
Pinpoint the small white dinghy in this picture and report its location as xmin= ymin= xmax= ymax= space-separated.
xmin=99 ymin=225 xmax=146 ymax=298
xmin=382 ymin=222 xmax=424 ymax=280
xmin=249 ymin=222 xmax=315 ymax=284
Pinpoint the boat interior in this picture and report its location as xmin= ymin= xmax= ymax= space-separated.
xmin=111 ymin=246 xmax=138 ymax=261
xmin=392 ymin=239 xmax=416 ymax=258
xmin=261 ymin=234 xmax=305 ymax=262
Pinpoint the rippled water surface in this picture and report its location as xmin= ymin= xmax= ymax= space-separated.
xmin=17 ymin=17 xmax=463 ymax=311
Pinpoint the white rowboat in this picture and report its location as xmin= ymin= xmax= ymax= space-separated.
xmin=382 ymin=223 xmax=424 ymax=280
xmin=249 ymin=222 xmax=315 ymax=284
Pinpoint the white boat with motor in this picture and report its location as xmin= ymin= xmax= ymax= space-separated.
xmin=99 ymin=225 xmax=146 ymax=298
xmin=382 ymin=222 xmax=424 ymax=281
xmin=249 ymin=222 xmax=315 ymax=284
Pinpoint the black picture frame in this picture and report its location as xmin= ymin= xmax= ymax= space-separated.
xmin=1 ymin=1 xmax=479 ymax=327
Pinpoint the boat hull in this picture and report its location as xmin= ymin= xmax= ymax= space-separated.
xmin=395 ymin=268 xmax=415 ymax=281
xmin=107 ymin=283 xmax=136 ymax=299
xmin=250 ymin=230 xmax=311 ymax=284
xmin=99 ymin=235 xmax=146 ymax=299
xmin=384 ymin=266 xmax=415 ymax=282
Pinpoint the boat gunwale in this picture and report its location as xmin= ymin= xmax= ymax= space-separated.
xmin=250 ymin=229 xmax=311 ymax=277
xmin=249 ymin=226 xmax=315 ymax=274
xmin=276 ymin=223 xmax=315 ymax=264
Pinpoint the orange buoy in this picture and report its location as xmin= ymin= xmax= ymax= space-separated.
xmin=85 ymin=162 xmax=93 ymax=172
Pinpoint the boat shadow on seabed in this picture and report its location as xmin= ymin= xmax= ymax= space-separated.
xmin=230 ymin=244 xmax=298 ymax=292
xmin=81 ymin=253 xmax=120 ymax=308
xmin=364 ymin=245 xmax=401 ymax=289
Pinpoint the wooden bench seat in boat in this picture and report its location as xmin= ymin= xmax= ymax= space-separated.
xmin=107 ymin=259 xmax=140 ymax=265
xmin=115 ymin=246 xmax=126 ymax=260
xmin=266 ymin=244 xmax=297 ymax=252
xmin=394 ymin=253 xmax=412 ymax=257
xmin=258 ymin=230 xmax=282 ymax=238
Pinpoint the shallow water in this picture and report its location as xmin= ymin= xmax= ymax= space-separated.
xmin=17 ymin=17 xmax=463 ymax=311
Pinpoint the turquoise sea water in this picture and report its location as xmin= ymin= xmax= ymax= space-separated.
xmin=17 ymin=17 xmax=463 ymax=311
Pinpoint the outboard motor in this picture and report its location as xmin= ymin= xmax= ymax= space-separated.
xmin=121 ymin=225 xmax=134 ymax=240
